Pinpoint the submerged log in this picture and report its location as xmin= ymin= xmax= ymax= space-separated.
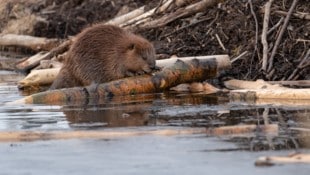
xmin=9 ymin=57 xmax=231 ymax=105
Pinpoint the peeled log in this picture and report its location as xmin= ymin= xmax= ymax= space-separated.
xmin=9 ymin=57 xmax=231 ymax=105
xmin=18 ymin=68 xmax=61 ymax=89
xmin=16 ymin=55 xmax=229 ymax=88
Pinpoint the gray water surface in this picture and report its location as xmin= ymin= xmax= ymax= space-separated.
xmin=0 ymin=70 xmax=309 ymax=175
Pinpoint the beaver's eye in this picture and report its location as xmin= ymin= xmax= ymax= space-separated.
xmin=128 ymin=43 xmax=135 ymax=50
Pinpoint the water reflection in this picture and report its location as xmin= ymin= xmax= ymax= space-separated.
xmin=0 ymin=70 xmax=310 ymax=150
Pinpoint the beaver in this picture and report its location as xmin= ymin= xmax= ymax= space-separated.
xmin=50 ymin=24 xmax=156 ymax=89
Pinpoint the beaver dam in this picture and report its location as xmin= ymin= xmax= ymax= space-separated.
xmin=0 ymin=0 xmax=310 ymax=174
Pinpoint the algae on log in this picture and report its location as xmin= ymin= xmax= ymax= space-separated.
xmin=10 ymin=57 xmax=231 ymax=105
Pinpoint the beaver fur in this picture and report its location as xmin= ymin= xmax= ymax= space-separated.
xmin=50 ymin=24 xmax=156 ymax=89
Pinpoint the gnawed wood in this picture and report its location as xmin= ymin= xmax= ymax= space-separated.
xmin=0 ymin=34 xmax=62 ymax=51
xmin=9 ymin=57 xmax=231 ymax=105
xmin=16 ymin=55 xmax=230 ymax=88
xmin=226 ymin=79 xmax=310 ymax=105
xmin=255 ymin=153 xmax=310 ymax=166
xmin=224 ymin=79 xmax=286 ymax=90
xmin=18 ymin=68 xmax=61 ymax=89
xmin=157 ymin=55 xmax=230 ymax=70
xmin=230 ymin=88 xmax=310 ymax=100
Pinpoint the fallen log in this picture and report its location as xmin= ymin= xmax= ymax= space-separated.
xmin=15 ymin=40 xmax=71 ymax=72
xmin=224 ymin=79 xmax=286 ymax=90
xmin=225 ymin=79 xmax=310 ymax=106
xmin=17 ymin=55 xmax=229 ymax=88
xmin=0 ymin=34 xmax=62 ymax=52
xmin=9 ymin=56 xmax=231 ymax=105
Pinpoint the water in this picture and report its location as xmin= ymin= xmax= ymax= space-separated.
xmin=0 ymin=70 xmax=310 ymax=174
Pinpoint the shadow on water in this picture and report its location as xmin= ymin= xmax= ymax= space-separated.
xmin=0 ymin=70 xmax=310 ymax=151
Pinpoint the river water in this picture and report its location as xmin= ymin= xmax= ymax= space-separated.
xmin=0 ymin=70 xmax=309 ymax=175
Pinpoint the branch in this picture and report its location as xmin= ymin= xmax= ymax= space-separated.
xmin=261 ymin=0 xmax=273 ymax=71
xmin=267 ymin=0 xmax=299 ymax=72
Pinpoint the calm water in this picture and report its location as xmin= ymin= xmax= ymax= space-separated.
xmin=0 ymin=70 xmax=309 ymax=174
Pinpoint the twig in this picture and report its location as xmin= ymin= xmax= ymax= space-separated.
xmin=274 ymin=10 xmax=310 ymax=20
xmin=267 ymin=17 xmax=284 ymax=35
xmin=231 ymin=51 xmax=249 ymax=63
xmin=215 ymin=34 xmax=226 ymax=51
xmin=287 ymin=49 xmax=310 ymax=80
xmin=248 ymin=0 xmax=259 ymax=61
xmin=267 ymin=0 xmax=299 ymax=72
xmin=261 ymin=0 xmax=273 ymax=71
xmin=161 ymin=13 xmax=217 ymax=39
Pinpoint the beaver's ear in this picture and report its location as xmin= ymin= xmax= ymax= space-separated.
xmin=128 ymin=43 xmax=135 ymax=50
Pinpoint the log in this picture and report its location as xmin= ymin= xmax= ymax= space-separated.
xmin=226 ymin=79 xmax=310 ymax=105
xmin=255 ymin=153 xmax=310 ymax=166
xmin=224 ymin=79 xmax=286 ymax=90
xmin=0 ymin=34 xmax=62 ymax=51
xmin=15 ymin=40 xmax=71 ymax=71
xmin=230 ymin=88 xmax=310 ymax=100
xmin=16 ymin=55 xmax=229 ymax=87
xmin=157 ymin=55 xmax=230 ymax=70
xmin=17 ymin=68 xmax=61 ymax=89
xmin=9 ymin=56 xmax=231 ymax=105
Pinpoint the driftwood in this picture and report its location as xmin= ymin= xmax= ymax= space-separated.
xmin=0 ymin=34 xmax=62 ymax=51
xmin=17 ymin=55 xmax=230 ymax=88
xmin=17 ymin=68 xmax=61 ymax=89
xmin=255 ymin=153 xmax=310 ymax=166
xmin=225 ymin=79 xmax=310 ymax=101
xmin=0 ymin=124 xmax=277 ymax=142
xmin=15 ymin=40 xmax=72 ymax=72
xmin=9 ymin=56 xmax=231 ymax=105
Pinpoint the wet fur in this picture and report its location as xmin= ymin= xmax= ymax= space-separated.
xmin=50 ymin=24 xmax=156 ymax=89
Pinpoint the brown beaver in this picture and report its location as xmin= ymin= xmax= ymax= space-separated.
xmin=50 ymin=24 xmax=156 ymax=89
